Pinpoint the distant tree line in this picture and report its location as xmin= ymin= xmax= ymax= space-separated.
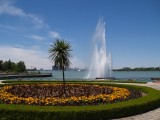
xmin=114 ymin=67 xmax=160 ymax=71
xmin=0 ymin=59 xmax=26 ymax=73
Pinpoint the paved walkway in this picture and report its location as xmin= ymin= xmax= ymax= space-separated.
xmin=114 ymin=82 xmax=160 ymax=120
xmin=0 ymin=80 xmax=5 ymax=84
xmin=116 ymin=82 xmax=160 ymax=90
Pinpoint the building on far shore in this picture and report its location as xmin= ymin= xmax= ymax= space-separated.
xmin=52 ymin=65 xmax=60 ymax=70
xmin=52 ymin=65 xmax=88 ymax=71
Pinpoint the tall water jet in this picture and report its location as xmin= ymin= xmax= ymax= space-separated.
xmin=107 ymin=53 xmax=113 ymax=78
xmin=87 ymin=17 xmax=112 ymax=79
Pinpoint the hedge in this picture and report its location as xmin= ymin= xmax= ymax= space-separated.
xmin=0 ymin=82 xmax=160 ymax=120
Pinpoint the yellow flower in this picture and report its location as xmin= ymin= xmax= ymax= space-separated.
xmin=0 ymin=84 xmax=131 ymax=106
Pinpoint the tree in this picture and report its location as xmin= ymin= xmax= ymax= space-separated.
xmin=0 ymin=60 xmax=3 ymax=71
xmin=48 ymin=39 xmax=72 ymax=96
xmin=11 ymin=62 xmax=16 ymax=71
xmin=8 ymin=59 xmax=12 ymax=70
xmin=0 ymin=60 xmax=26 ymax=72
xmin=2 ymin=59 xmax=13 ymax=72
xmin=15 ymin=61 xmax=26 ymax=72
xmin=2 ymin=61 xmax=9 ymax=71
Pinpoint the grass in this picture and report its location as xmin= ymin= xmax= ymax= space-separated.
xmin=2 ymin=79 xmax=147 ymax=84
xmin=0 ymin=81 xmax=159 ymax=120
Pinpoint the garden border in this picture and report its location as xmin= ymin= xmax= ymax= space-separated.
xmin=0 ymin=82 xmax=160 ymax=120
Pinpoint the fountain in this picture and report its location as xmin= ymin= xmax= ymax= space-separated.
xmin=87 ymin=17 xmax=113 ymax=79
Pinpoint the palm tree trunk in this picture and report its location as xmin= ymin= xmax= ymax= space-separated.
xmin=62 ymin=66 xmax=66 ymax=97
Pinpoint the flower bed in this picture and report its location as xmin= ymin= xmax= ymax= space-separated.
xmin=0 ymin=83 xmax=159 ymax=120
xmin=0 ymin=84 xmax=142 ymax=106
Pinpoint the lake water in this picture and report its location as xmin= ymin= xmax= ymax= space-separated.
xmin=29 ymin=70 xmax=160 ymax=82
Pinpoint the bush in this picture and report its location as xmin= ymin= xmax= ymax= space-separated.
xmin=0 ymin=83 xmax=160 ymax=120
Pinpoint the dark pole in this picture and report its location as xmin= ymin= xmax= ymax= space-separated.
xmin=62 ymin=60 xmax=66 ymax=97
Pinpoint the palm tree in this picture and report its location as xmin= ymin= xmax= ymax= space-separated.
xmin=48 ymin=39 xmax=72 ymax=96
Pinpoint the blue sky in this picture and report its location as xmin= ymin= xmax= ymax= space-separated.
xmin=0 ymin=0 xmax=160 ymax=69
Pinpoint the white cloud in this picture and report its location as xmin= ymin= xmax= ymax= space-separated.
xmin=0 ymin=0 xmax=62 ymax=42
xmin=49 ymin=31 xmax=61 ymax=39
xmin=0 ymin=0 xmax=48 ymax=29
xmin=0 ymin=1 xmax=85 ymax=70
xmin=0 ymin=0 xmax=25 ymax=16
xmin=30 ymin=35 xmax=45 ymax=41
xmin=0 ymin=45 xmax=52 ymax=70
xmin=0 ymin=45 xmax=87 ymax=70
xmin=27 ymin=14 xmax=48 ymax=29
